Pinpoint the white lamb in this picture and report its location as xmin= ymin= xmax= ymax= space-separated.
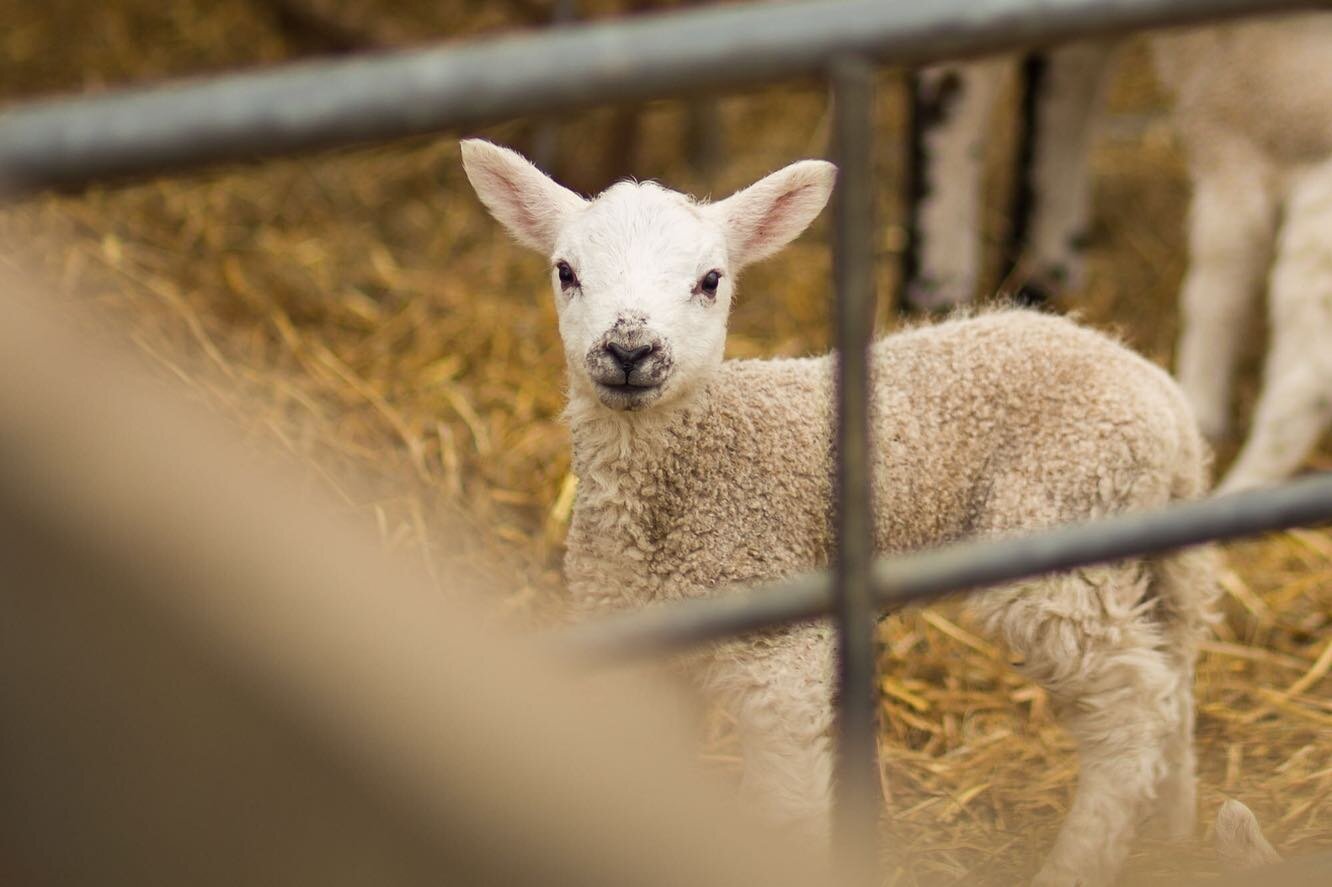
xmin=461 ymin=138 xmax=1218 ymax=887
xmin=907 ymin=12 xmax=1332 ymax=494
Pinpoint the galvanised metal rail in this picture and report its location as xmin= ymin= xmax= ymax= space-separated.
xmin=0 ymin=0 xmax=1325 ymax=194
xmin=556 ymin=472 xmax=1332 ymax=661
xmin=3 ymin=0 xmax=1331 ymax=880
xmin=828 ymin=55 xmax=880 ymax=875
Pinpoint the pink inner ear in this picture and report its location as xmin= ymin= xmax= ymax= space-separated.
xmin=489 ymin=170 xmax=541 ymax=233
xmin=474 ymin=159 xmax=551 ymax=246
xmin=742 ymin=184 xmax=816 ymax=258
xmin=750 ymin=186 xmax=805 ymax=246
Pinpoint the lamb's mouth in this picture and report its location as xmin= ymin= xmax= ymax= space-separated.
xmin=594 ymin=380 xmax=663 ymax=410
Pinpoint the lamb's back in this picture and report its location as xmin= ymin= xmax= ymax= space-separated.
xmin=866 ymin=310 xmax=1205 ymax=551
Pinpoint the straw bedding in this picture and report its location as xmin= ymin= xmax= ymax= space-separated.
xmin=2 ymin=2 xmax=1328 ymax=882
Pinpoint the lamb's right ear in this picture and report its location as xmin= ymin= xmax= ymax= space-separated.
xmin=460 ymin=139 xmax=587 ymax=254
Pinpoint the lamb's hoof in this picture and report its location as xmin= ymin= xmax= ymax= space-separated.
xmin=1215 ymin=799 xmax=1282 ymax=870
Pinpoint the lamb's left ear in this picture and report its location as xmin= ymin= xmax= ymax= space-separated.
xmin=460 ymin=139 xmax=588 ymax=254
xmin=703 ymin=160 xmax=837 ymax=271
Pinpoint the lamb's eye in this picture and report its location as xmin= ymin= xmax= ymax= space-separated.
xmin=698 ymin=269 xmax=722 ymax=298
xmin=556 ymin=260 xmax=578 ymax=290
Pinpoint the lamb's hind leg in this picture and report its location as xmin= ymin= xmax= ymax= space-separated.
xmin=1155 ymin=670 xmax=1198 ymax=842
xmin=971 ymin=564 xmax=1187 ymax=887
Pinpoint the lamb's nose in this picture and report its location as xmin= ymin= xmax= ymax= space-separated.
xmin=606 ymin=342 xmax=654 ymax=373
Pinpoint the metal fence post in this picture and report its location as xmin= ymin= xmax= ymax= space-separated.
xmin=829 ymin=54 xmax=880 ymax=881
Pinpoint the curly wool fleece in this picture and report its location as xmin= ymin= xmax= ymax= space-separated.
xmin=566 ymin=309 xmax=1208 ymax=608
xmin=564 ymin=309 xmax=1218 ymax=887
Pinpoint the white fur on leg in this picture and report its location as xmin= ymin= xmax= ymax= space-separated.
xmin=1154 ymin=544 xmax=1217 ymax=842
xmin=1222 ymin=363 xmax=1332 ymax=494
xmin=911 ymin=58 xmax=1010 ymax=310
xmin=1034 ymin=650 xmax=1181 ymax=887
xmin=1219 ymin=159 xmax=1332 ymax=492
xmin=1174 ymin=141 xmax=1278 ymax=444
xmin=1155 ymin=15 xmax=1332 ymax=482
xmin=971 ymin=563 xmax=1191 ymax=887
xmin=1156 ymin=681 xmax=1198 ymax=841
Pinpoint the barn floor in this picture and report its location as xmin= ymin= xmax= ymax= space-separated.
xmin=2 ymin=2 xmax=1329 ymax=884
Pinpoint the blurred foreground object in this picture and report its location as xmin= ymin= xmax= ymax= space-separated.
xmin=0 ymin=270 xmax=834 ymax=887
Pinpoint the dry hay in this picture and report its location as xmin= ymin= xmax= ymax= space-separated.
xmin=1 ymin=2 xmax=1328 ymax=883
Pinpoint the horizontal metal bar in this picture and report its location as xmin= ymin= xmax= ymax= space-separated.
xmin=555 ymin=573 xmax=830 ymax=662
xmin=0 ymin=0 xmax=1321 ymax=195
xmin=557 ymin=471 xmax=1332 ymax=662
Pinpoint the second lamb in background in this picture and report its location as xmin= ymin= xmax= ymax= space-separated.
xmin=907 ymin=11 xmax=1332 ymax=494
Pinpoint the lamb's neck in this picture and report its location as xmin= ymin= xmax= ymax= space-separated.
xmin=566 ymin=389 xmax=710 ymax=512
xmin=563 ymin=388 xmax=715 ymax=607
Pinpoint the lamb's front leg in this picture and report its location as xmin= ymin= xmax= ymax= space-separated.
xmin=703 ymin=624 xmax=843 ymax=847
